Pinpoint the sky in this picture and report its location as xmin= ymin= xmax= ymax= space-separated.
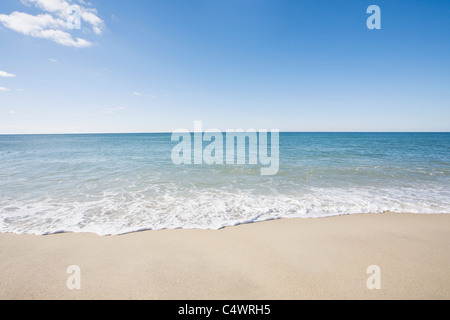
xmin=0 ymin=0 xmax=449 ymax=134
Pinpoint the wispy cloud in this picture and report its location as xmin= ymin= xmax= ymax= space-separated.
xmin=0 ymin=70 xmax=16 ymax=78
xmin=0 ymin=87 xmax=11 ymax=91
xmin=22 ymin=0 xmax=105 ymax=34
xmin=110 ymin=14 xmax=119 ymax=22
xmin=133 ymin=91 xmax=141 ymax=97
xmin=50 ymin=58 xmax=58 ymax=62
xmin=103 ymin=106 xmax=126 ymax=114
xmin=0 ymin=0 xmax=105 ymax=48
xmin=0 ymin=11 xmax=90 ymax=47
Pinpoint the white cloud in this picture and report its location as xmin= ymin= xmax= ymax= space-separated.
xmin=0 ymin=87 xmax=11 ymax=91
xmin=81 ymin=9 xmax=104 ymax=35
xmin=0 ymin=12 xmax=63 ymax=34
xmin=133 ymin=91 xmax=141 ymax=97
xmin=0 ymin=70 xmax=16 ymax=78
xmin=0 ymin=11 xmax=91 ymax=47
xmin=0 ymin=0 xmax=104 ymax=47
xmin=50 ymin=58 xmax=58 ymax=62
xmin=9 ymin=111 xmax=17 ymax=114
xmin=22 ymin=0 xmax=105 ymax=34
xmin=21 ymin=0 xmax=68 ymax=13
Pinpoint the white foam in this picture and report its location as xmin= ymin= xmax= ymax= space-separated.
xmin=1 ymin=186 xmax=449 ymax=236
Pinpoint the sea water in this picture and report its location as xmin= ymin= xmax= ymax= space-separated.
xmin=0 ymin=133 xmax=449 ymax=235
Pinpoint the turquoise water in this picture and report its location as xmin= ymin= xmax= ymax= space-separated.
xmin=0 ymin=133 xmax=449 ymax=235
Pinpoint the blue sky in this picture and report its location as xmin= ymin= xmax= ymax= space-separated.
xmin=0 ymin=0 xmax=449 ymax=133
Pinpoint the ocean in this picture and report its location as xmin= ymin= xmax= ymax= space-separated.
xmin=0 ymin=132 xmax=449 ymax=235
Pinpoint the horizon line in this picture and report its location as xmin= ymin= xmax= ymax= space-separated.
xmin=0 ymin=131 xmax=449 ymax=136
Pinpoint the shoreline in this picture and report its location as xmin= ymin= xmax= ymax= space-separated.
xmin=1 ymin=211 xmax=448 ymax=237
xmin=1 ymin=212 xmax=449 ymax=300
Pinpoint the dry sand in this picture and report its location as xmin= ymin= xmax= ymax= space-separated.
xmin=1 ymin=212 xmax=449 ymax=300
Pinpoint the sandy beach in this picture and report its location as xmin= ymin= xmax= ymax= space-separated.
xmin=1 ymin=212 xmax=449 ymax=300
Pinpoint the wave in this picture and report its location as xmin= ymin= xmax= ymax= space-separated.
xmin=1 ymin=186 xmax=449 ymax=236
